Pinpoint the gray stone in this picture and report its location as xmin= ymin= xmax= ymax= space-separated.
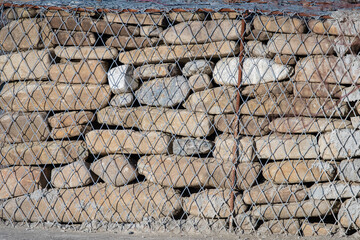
xmin=182 ymin=60 xmax=214 ymax=77
xmin=339 ymin=159 xmax=360 ymax=182
xmin=172 ymin=137 xmax=214 ymax=156
xmin=108 ymin=65 xmax=139 ymax=94
xmin=258 ymin=219 xmax=301 ymax=235
xmin=309 ymin=181 xmax=360 ymax=200
xmin=351 ymin=116 xmax=360 ymax=129
xmin=133 ymin=63 xmax=181 ymax=80
xmin=55 ymin=46 xmax=118 ymax=60
xmin=341 ymin=85 xmax=360 ymax=102
xmin=245 ymin=40 xmax=274 ymax=58
xmin=109 ymin=93 xmax=134 ymax=107
xmin=188 ymin=74 xmax=213 ymax=92
xmin=140 ymin=26 xmax=163 ymax=37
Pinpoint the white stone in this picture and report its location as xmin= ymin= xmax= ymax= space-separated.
xmin=341 ymin=85 xmax=360 ymax=102
xmin=309 ymin=181 xmax=360 ymax=200
xmin=182 ymin=60 xmax=214 ymax=77
xmin=109 ymin=93 xmax=134 ymax=107
xmin=107 ymin=65 xmax=139 ymax=94
xmin=351 ymin=116 xmax=360 ymax=129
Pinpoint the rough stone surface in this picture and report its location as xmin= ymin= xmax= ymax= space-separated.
xmin=258 ymin=219 xmax=301 ymax=235
xmin=338 ymin=198 xmax=360 ymax=229
xmin=302 ymin=222 xmax=339 ymax=236
xmin=108 ymin=65 xmax=139 ymax=94
xmin=133 ymin=63 xmax=180 ymax=80
xmin=182 ymin=60 xmax=214 ymax=77
xmin=213 ymin=134 xmax=254 ymax=163
xmin=140 ymin=25 xmax=163 ymax=37
xmin=168 ymin=12 xmax=205 ymax=22
xmin=50 ymin=124 xmax=91 ymax=139
xmin=5 ymin=7 xmax=37 ymax=19
xmin=309 ymin=181 xmax=360 ymax=200
xmin=309 ymin=16 xmax=360 ymax=37
xmin=105 ymin=13 xmax=166 ymax=26
xmin=342 ymin=85 xmax=360 ymax=102
xmin=48 ymin=111 xmax=94 ymax=128
xmin=333 ymin=35 xmax=360 ymax=56
xmin=245 ymin=40 xmax=274 ymax=58
xmin=81 ymin=19 xmax=140 ymax=36
xmin=245 ymin=29 xmax=273 ymax=41
xmin=53 ymin=31 xmax=96 ymax=46
xmin=172 ymin=138 xmax=214 ymax=156
xmin=109 ymin=93 xmax=134 ymax=107
xmin=273 ymin=54 xmax=297 ymax=65
xmin=351 ymin=116 xmax=360 ymax=129
xmin=105 ymin=36 xmax=158 ymax=50
xmin=51 ymin=161 xmax=93 ymax=188
xmin=188 ymin=74 xmax=213 ymax=92
xmin=294 ymin=82 xmax=344 ymax=98
xmin=241 ymin=81 xmax=293 ymax=97
xmin=253 ymin=16 xmax=306 ymax=33
xmin=339 ymin=159 xmax=360 ymax=182
xmin=234 ymin=213 xmax=257 ymax=232
xmin=47 ymin=16 xmax=81 ymax=31
xmin=55 ymin=46 xmax=118 ymax=60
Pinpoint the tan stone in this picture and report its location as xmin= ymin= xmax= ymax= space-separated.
xmin=55 ymin=46 xmax=118 ymax=60
xmin=245 ymin=29 xmax=273 ymax=41
xmin=137 ymin=155 xmax=261 ymax=190
xmin=308 ymin=19 xmax=338 ymax=35
xmin=308 ymin=18 xmax=360 ymax=36
xmin=140 ymin=25 xmax=163 ymax=37
xmin=241 ymin=81 xmax=293 ymax=97
xmin=273 ymin=55 xmax=297 ymax=65
xmin=258 ymin=219 xmax=301 ymax=235
xmin=118 ymin=41 xmax=239 ymax=65
xmin=245 ymin=40 xmax=274 ymax=58
xmin=234 ymin=213 xmax=257 ymax=232
xmin=253 ymin=16 xmax=306 ymax=33
xmin=338 ymin=198 xmax=360 ymax=229
xmin=5 ymin=7 xmax=37 ymax=19
xmin=105 ymin=12 xmax=166 ymax=26
xmin=210 ymin=12 xmax=239 ymax=20
xmin=188 ymin=74 xmax=213 ymax=92
xmin=333 ymin=35 xmax=360 ymax=56
xmin=48 ymin=111 xmax=94 ymax=128
xmin=47 ymin=16 xmax=81 ymax=30
xmin=52 ymin=31 xmax=96 ymax=46
xmin=105 ymin=36 xmax=158 ymax=50
xmin=133 ymin=63 xmax=181 ymax=80
xmin=294 ymin=82 xmax=344 ymax=98
xmin=85 ymin=130 xmax=170 ymax=155
xmin=0 ymin=82 xmax=111 ymax=111
xmin=81 ymin=19 xmax=140 ymax=36
xmin=168 ymin=12 xmax=205 ymax=22
xmin=302 ymin=221 xmax=339 ymax=236
xmin=213 ymin=134 xmax=254 ymax=163
xmin=51 ymin=161 xmax=94 ymax=188
xmin=50 ymin=125 xmax=91 ymax=139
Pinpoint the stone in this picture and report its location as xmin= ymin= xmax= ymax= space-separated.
xmin=48 ymin=111 xmax=94 ymax=128
xmin=5 ymin=7 xmax=37 ymax=19
xmin=339 ymin=159 xmax=360 ymax=182
xmin=52 ymin=31 xmax=96 ymax=46
xmin=97 ymin=106 xmax=214 ymax=137
xmin=243 ymin=182 xmax=307 ymax=205
xmin=253 ymin=15 xmax=306 ymax=33
xmin=294 ymin=82 xmax=344 ymax=98
xmin=188 ymin=74 xmax=213 ymax=92
xmin=269 ymin=117 xmax=351 ymax=133
xmin=0 ymin=112 xmax=50 ymax=143
xmin=168 ymin=12 xmax=205 ymax=22
xmin=0 ymin=140 xmax=88 ymax=166
xmin=308 ymin=19 xmax=338 ymax=35
xmin=105 ymin=12 xmax=166 ymax=26
xmin=295 ymin=55 xmax=360 ymax=84
xmin=213 ymin=57 xmax=293 ymax=86
xmin=133 ymin=63 xmax=181 ymax=80
xmin=140 ymin=25 xmax=163 ymax=37
xmin=55 ymin=46 xmax=118 ymax=60
xmin=256 ymin=134 xmax=319 ymax=160
xmin=0 ymin=49 xmax=51 ymax=82
xmin=49 ymin=60 xmax=109 ymax=84
xmin=161 ymin=20 xmax=244 ymax=44
xmin=258 ymin=219 xmax=301 ymax=235
xmin=184 ymin=216 xmax=228 ymax=233
xmin=302 ymin=221 xmax=339 ymax=236
xmin=342 ymin=85 xmax=360 ymax=102
xmin=338 ymin=198 xmax=360 ymax=229
xmin=50 ymin=125 xmax=91 ymax=139
xmin=241 ymin=81 xmax=293 ymax=97
xmin=309 ymin=13 xmax=360 ymax=36
xmin=51 ymin=161 xmax=94 ymax=188
xmin=184 ymin=86 xmax=236 ymax=114
xmin=182 ymin=60 xmax=214 ymax=77
xmin=105 ymin=36 xmax=158 ymax=50
xmin=210 ymin=12 xmax=239 ymax=20
xmin=90 ymin=155 xmax=138 ymax=186
xmin=135 ymin=76 xmax=190 ymax=107
xmin=309 ymin=181 xmax=360 ymax=200
xmin=214 ymin=114 xmax=270 ymax=136
xmin=183 ymin=189 xmax=247 ymax=218
xmin=267 ymin=34 xmax=334 ymax=55
xmin=81 ymin=19 xmax=140 ymax=36
xmin=137 ymin=155 xmax=261 ymax=190
xmin=251 ymin=200 xmax=340 ymax=220
xmin=245 ymin=29 xmax=273 ymax=41
xmin=351 ymin=116 xmax=360 ymax=129
xmin=319 ymin=130 xmax=360 ymax=160
xmin=85 ymin=130 xmax=170 ymax=155
xmin=0 ymin=82 xmax=111 ymax=112
xmin=213 ymin=134 xmax=254 ymax=163
xmin=234 ymin=213 xmax=257 ymax=232
xmin=0 ymin=166 xmax=50 ymax=199
xmin=172 ymin=137 xmax=214 ymax=156
xmin=108 ymin=65 xmax=139 ymax=94
xmin=333 ymin=36 xmax=360 ymax=56
xmin=118 ymin=41 xmax=239 ymax=65
xmin=273 ymin=55 xmax=297 ymax=65
xmin=109 ymin=93 xmax=134 ymax=107
xmin=263 ymin=160 xmax=336 ymax=184
xmin=47 ymin=16 xmax=81 ymax=31
xmin=245 ymin=40 xmax=274 ymax=58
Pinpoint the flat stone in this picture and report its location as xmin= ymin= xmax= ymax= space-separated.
xmin=309 ymin=181 xmax=360 ymax=200
xmin=55 ymin=46 xmax=118 ymax=60
xmin=273 ymin=54 xmax=297 ymax=65
xmin=172 ymin=137 xmax=214 ymax=156
xmin=210 ymin=12 xmax=239 ymax=20
xmin=241 ymin=81 xmax=293 ymax=97
xmin=263 ymin=160 xmax=336 ymax=184
xmin=140 ymin=25 xmax=163 ymax=37
xmin=253 ymin=15 xmax=306 ymax=33
xmin=0 ymin=112 xmax=50 ymax=143
xmin=108 ymin=65 xmax=139 ymax=94
xmin=0 ymin=82 xmax=111 ymax=112
xmin=5 ymin=7 xmax=37 ymax=19
xmin=183 ymin=216 xmax=228 ymax=233
xmin=243 ymin=182 xmax=307 ymax=205
xmin=168 ymin=12 xmax=205 ymax=22
xmin=50 ymin=124 xmax=91 ymax=139
xmin=213 ymin=57 xmax=293 ymax=86
xmin=245 ymin=40 xmax=274 ymax=58
xmin=0 ymin=49 xmax=51 ymax=82
xmin=339 ymin=159 xmax=360 ymax=182
xmin=267 ymin=34 xmax=334 ymax=55
xmin=333 ymin=36 xmax=360 ymax=56
xmin=308 ymin=19 xmax=338 ymax=35
xmin=182 ymin=60 xmax=214 ymax=77
xmin=105 ymin=36 xmax=158 ymax=50
xmin=109 ymin=93 xmax=134 ymax=107
xmin=90 ymin=155 xmax=138 ymax=186
xmin=48 ymin=111 xmax=94 ymax=128
xmin=85 ymin=130 xmax=170 ymax=155
xmin=351 ymin=116 xmax=360 ymax=129
xmin=188 ymin=74 xmax=213 ymax=92
xmin=51 ymin=161 xmax=93 ymax=188
xmin=97 ymin=106 xmax=214 ymax=137
xmin=269 ymin=117 xmax=351 ymax=133
xmin=183 ymin=189 xmax=247 ymax=218
xmin=105 ymin=12 xmax=166 ymax=26
xmin=245 ymin=29 xmax=273 ymax=41
xmin=338 ymin=198 xmax=360 ymax=229
xmin=302 ymin=221 xmax=339 ymax=236
xmin=294 ymin=82 xmax=344 ymax=98
xmin=251 ymin=200 xmax=340 ymax=220
xmin=184 ymin=86 xmax=236 ymax=114
xmin=118 ymin=41 xmax=239 ymax=65
xmin=47 ymin=16 xmax=81 ymax=31
xmin=0 ymin=141 xmax=88 ymax=166
xmin=137 ymin=155 xmax=261 ymax=190
xmin=161 ymin=20 xmax=244 ymax=44
xmin=81 ymin=19 xmax=140 ymax=36
xmin=234 ymin=213 xmax=257 ymax=232
xmin=49 ymin=60 xmax=109 ymax=84
xmin=133 ymin=63 xmax=181 ymax=80
xmin=342 ymin=85 xmax=360 ymax=102
xmin=135 ymin=76 xmax=190 ymax=107
xmin=258 ymin=219 xmax=301 ymax=235
xmin=52 ymin=31 xmax=96 ymax=46
xmin=0 ymin=166 xmax=50 ymax=199
xmin=309 ymin=15 xmax=360 ymax=36
xmin=213 ymin=134 xmax=254 ymax=163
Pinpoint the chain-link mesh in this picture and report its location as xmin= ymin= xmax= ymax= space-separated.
xmin=0 ymin=1 xmax=360 ymax=237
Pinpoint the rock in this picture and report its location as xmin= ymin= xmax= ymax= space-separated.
xmin=184 ymin=86 xmax=236 ymax=114
xmin=213 ymin=134 xmax=254 ymax=163
xmin=245 ymin=29 xmax=273 ymax=41
xmin=52 ymin=31 xmax=96 ymax=46
xmin=339 ymin=159 xmax=360 ymax=182
xmin=140 ymin=26 xmax=163 ymax=37
xmin=118 ymin=41 xmax=239 ymax=65
xmin=210 ymin=12 xmax=239 ymax=20
xmin=0 ymin=82 xmax=111 ymax=111
xmin=234 ymin=213 xmax=257 ymax=232
xmin=97 ymin=106 xmax=214 ymax=137
xmin=90 ymin=155 xmax=138 ymax=186
xmin=308 ymin=15 xmax=360 ymax=36
xmin=5 ymin=7 xmax=37 ymax=19
xmin=48 ymin=111 xmax=94 ymax=128
xmin=319 ymin=130 xmax=360 ymax=160
xmin=263 ymin=160 xmax=336 ymax=184
xmin=108 ymin=65 xmax=139 ymax=94
xmin=109 ymin=93 xmax=134 ymax=107
xmin=0 ymin=166 xmax=50 ymax=199
xmin=182 ymin=60 xmax=214 ymax=77
xmin=256 ymin=134 xmax=319 ymax=160
xmin=55 ymin=46 xmax=118 ymax=60
xmin=0 ymin=49 xmax=51 ymax=82
xmin=213 ymin=57 xmax=293 ymax=86
xmin=302 ymin=221 xmax=339 ymax=236
xmin=258 ymin=219 xmax=301 ymax=235
xmin=295 ymin=55 xmax=360 ymax=84
xmin=161 ymin=20 xmax=244 ymax=44
xmin=105 ymin=36 xmax=158 ymax=50
xmin=105 ymin=13 xmax=166 ymax=26
xmin=184 ymin=216 xmax=228 ymax=233
xmin=168 ymin=12 xmax=205 ymax=22
xmin=49 ymin=60 xmax=109 ymax=84
xmin=342 ymin=85 xmax=360 ymax=102
xmin=273 ymin=55 xmax=297 ymax=65
xmin=351 ymin=116 xmax=360 ymax=129
xmin=47 ymin=16 xmax=81 ymax=30
xmin=333 ymin=36 xmax=360 ymax=56
xmin=243 ymin=182 xmax=307 ymax=205
xmin=51 ymin=161 xmax=94 ymax=188
xmin=251 ymin=200 xmax=340 ymax=220
xmin=294 ymin=82 xmax=344 ymax=98
xmin=85 ymin=130 xmax=170 ymax=155
xmin=50 ymin=125 xmax=91 ymax=139
xmin=253 ymin=15 xmax=306 ymax=33
xmin=241 ymin=81 xmax=293 ymax=97
xmin=135 ymin=76 xmax=190 ymax=107
xmin=267 ymin=34 xmax=334 ymax=55
xmin=133 ymin=63 xmax=180 ymax=80
xmin=338 ymin=198 xmax=360 ymax=229
xmin=0 ymin=112 xmax=50 ymax=143
xmin=183 ymin=189 xmax=247 ymax=218
xmin=214 ymin=114 xmax=270 ymax=136
xmin=309 ymin=181 xmax=360 ymax=200
xmin=308 ymin=19 xmax=338 ymax=35
xmin=137 ymin=155 xmax=261 ymax=190
xmin=81 ymin=19 xmax=140 ymax=36
xmin=172 ymin=138 xmax=213 ymax=156
xmin=245 ymin=40 xmax=274 ymax=58
xmin=188 ymin=74 xmax=213 ymax=92
xmin=269 ymin=117 xmax=351 ymax=133
xmin=0 ymin=140 xmax=88 ymax=166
